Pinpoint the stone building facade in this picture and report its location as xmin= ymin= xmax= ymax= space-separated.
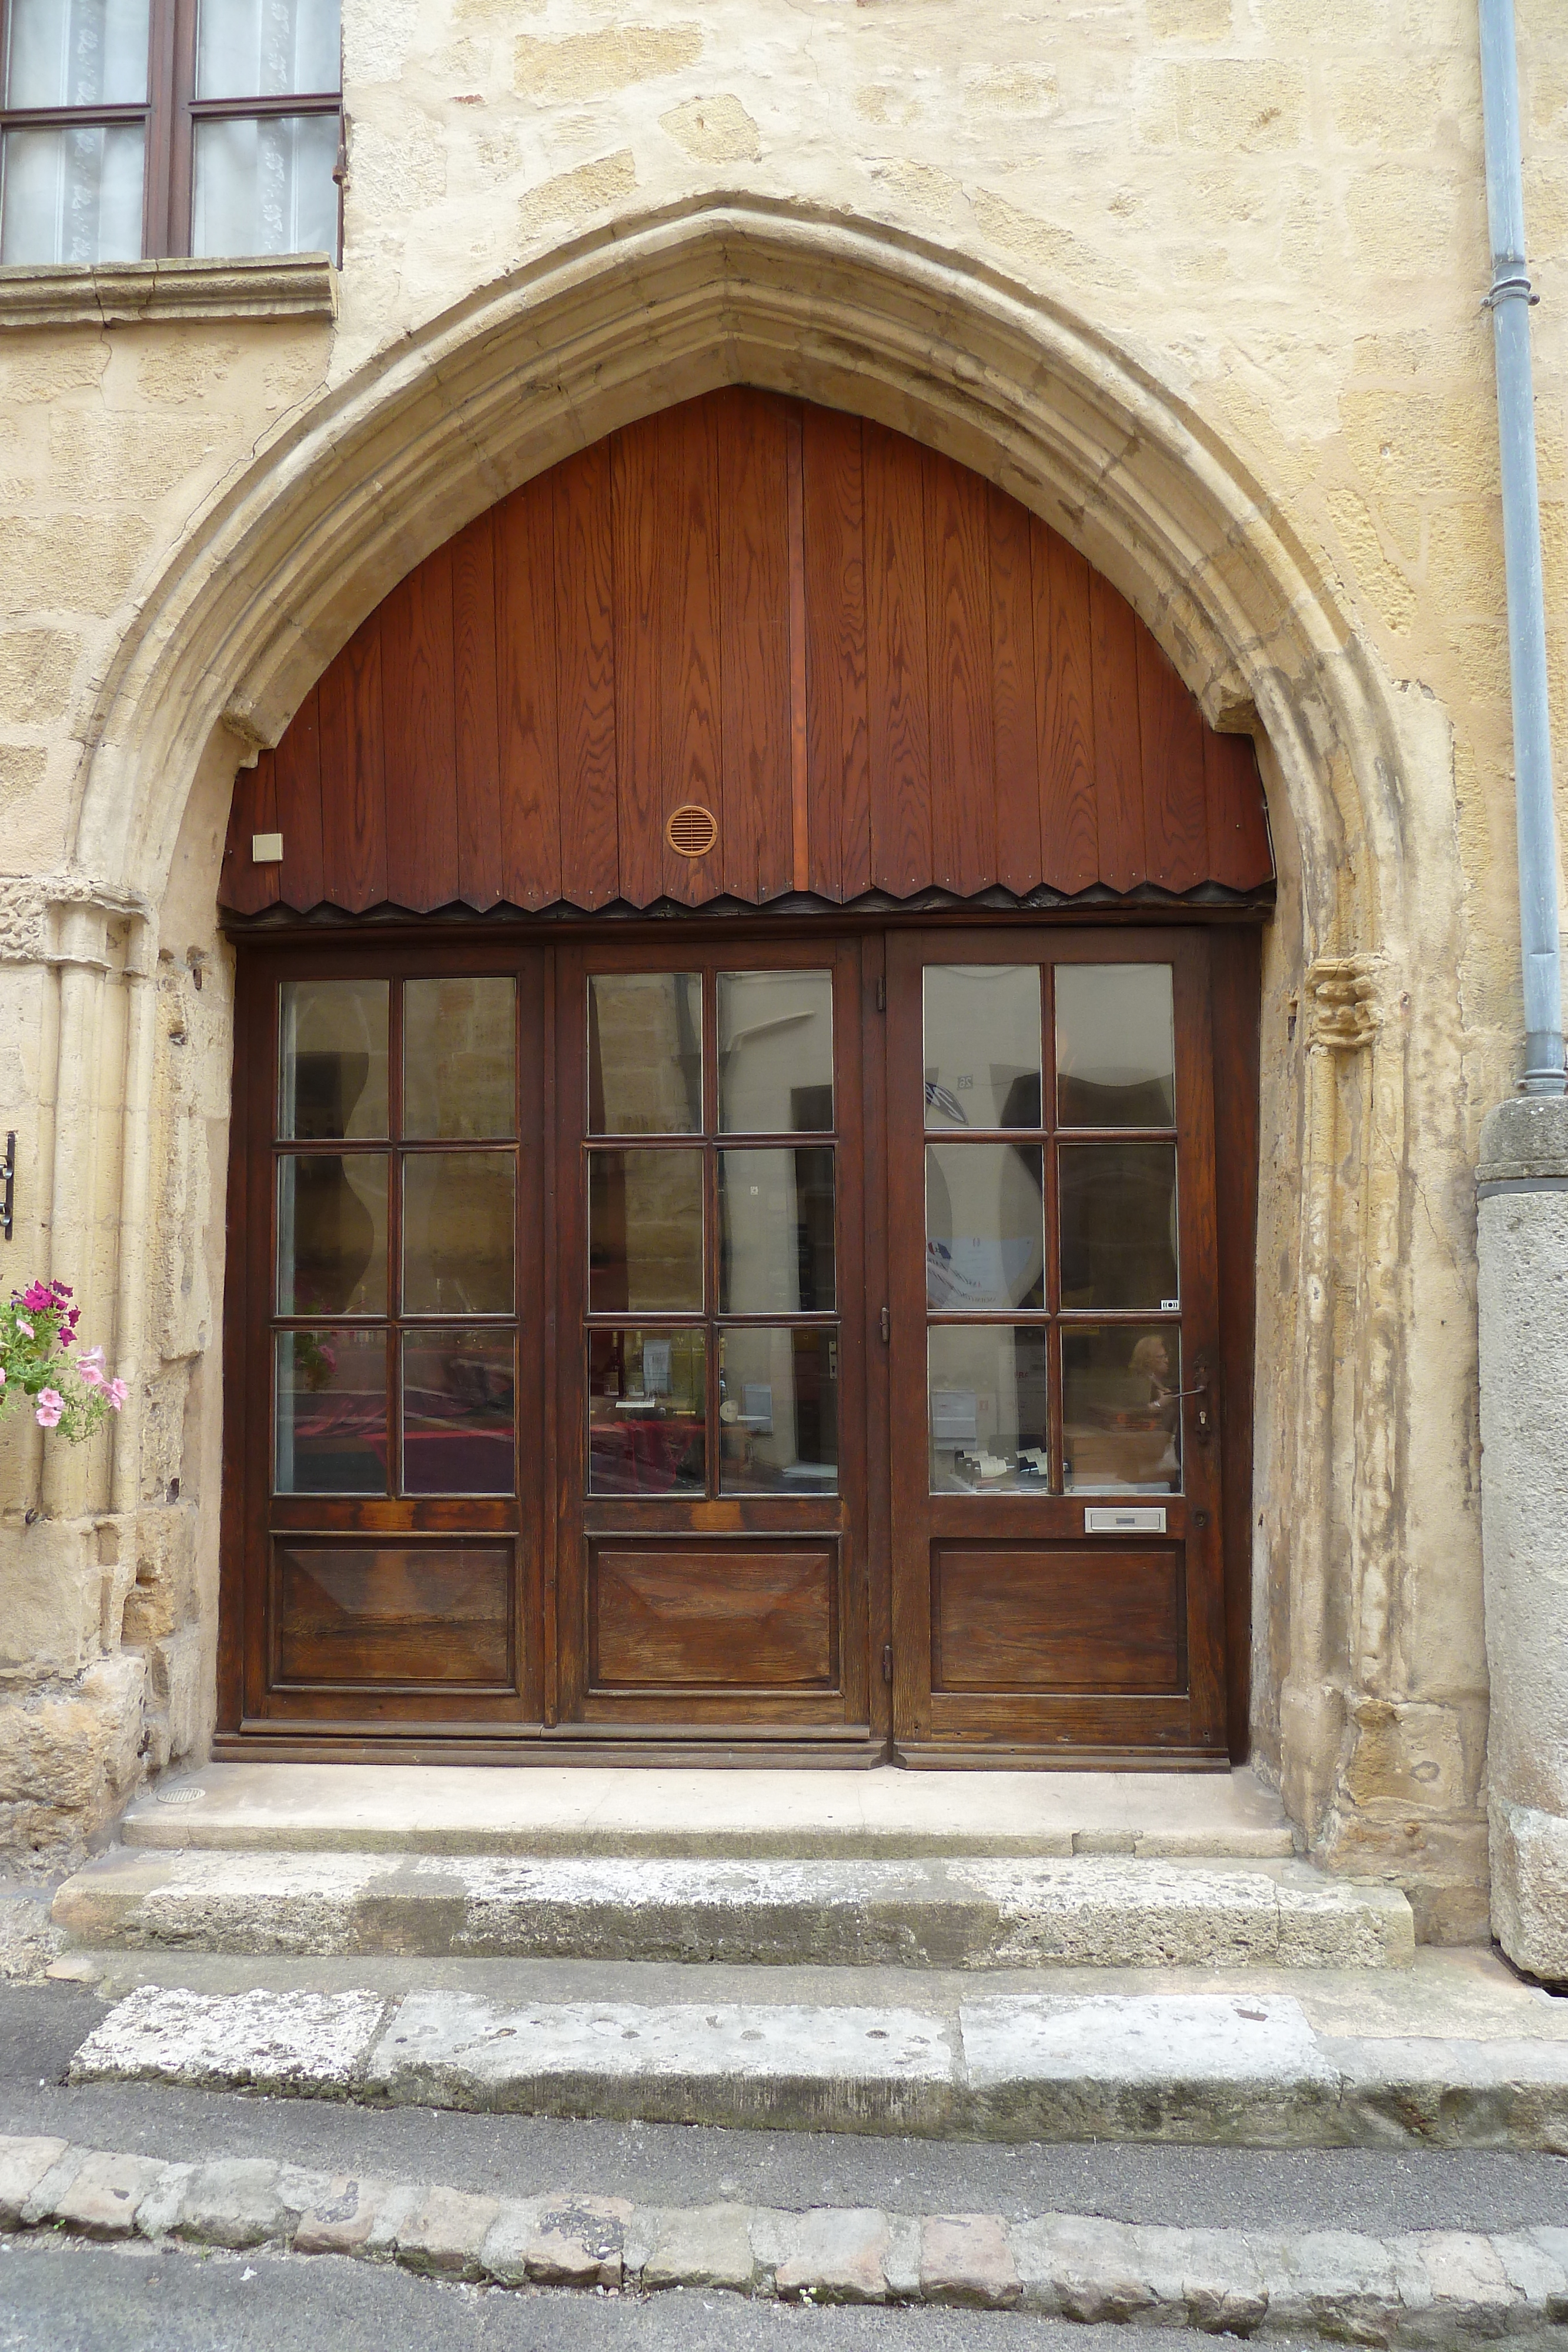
xmin=0 ymin=0 xmax=1563 ymax=1948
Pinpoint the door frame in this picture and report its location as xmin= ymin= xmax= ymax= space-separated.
xmin=215 ymin=911 xmax=1258 ymax=1766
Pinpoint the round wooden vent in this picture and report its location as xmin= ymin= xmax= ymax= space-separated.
xmin=666 ymin=803 xmax=718 ymax=858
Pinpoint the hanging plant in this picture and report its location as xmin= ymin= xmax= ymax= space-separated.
xmin=0 ymin=1281 xmax=126 ymax=1444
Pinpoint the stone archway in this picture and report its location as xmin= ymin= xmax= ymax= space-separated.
xmin=45 ymin=197 xmax=1484 ymax=1927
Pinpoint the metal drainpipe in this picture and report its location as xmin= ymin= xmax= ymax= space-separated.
xmin=1479 ymin=0 xmax=1566 ymax=1095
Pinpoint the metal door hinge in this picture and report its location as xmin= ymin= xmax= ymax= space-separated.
xmin=880 ymin=1305 xmax=890 ymax=1342
xmin=875 ymin=975 xmax=886 ymax=1011
xmin=882 ymin=1642 xmax=893 ymax=1683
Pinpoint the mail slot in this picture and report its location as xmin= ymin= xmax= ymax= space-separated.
xmin=1084 ymin=1505 xmax=1168 ymax=1535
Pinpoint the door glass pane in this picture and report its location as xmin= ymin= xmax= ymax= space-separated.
xmin=196 ymin=0 xmax=340 ymax=98
xmin=192 ymin=110 xmax=339 ymax=258
xmin=276 ymin=1154 xmax=386 ymax=1314
xmin=719 ymin=1328 xmax=838 ymax=1495
xmin=275 ymin=1327 xmax=385 ymax=1493
xmin=279 ymin=978 xmax=387 ymax=1139
xmin=1059 ymin=1142 xmax=1178 ymax=1311
xmin=923 ymin=965 xmax=1040 ymax=1130
xmin=403 ymin=976 xmax=514 ymax=1140
xmin=718 ymin=970 xmax=834 ymax=1133
xmin=6 ymin=0 xmax=149 ymax=105
xmin=402 ymin=1152 xmax=514 ymax=1315
xmin=401 ymin=1329 xmax=514 ymax=1496
xmin=1056 ymin=964 xmax=1176 ymax=1127
xmin=1 ymin=123 xmax=144 ymax=265
xmin=588 ymin=1328 xmax=706 ymax=1495
xmin=587 ymin=1148 xmax=703 ymax=1313
xmin=718 ymin=1148 xmax=835 ymax=1314
xmin=589 ymin=973 xmax=701 ymax=1135
xmin=926 ymin=1142 xmax=1044 ymax=1310
xmin=1062 ymin=1324 xmax=1182 ymax=1493
xmin=928 ymin=1325 xmax=1049 ymax=1494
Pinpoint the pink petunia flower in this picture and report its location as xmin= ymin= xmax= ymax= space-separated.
xmin=77 ymin=1346 xmax=105 ymax=1371
xmin=22 ymin=1284 xmax=52 ymax=1312
xmin=0 ymin=1365 xmax=6 ymax=1385
xmin=34 ymin=1389 xmax=63 ymax=1428
xmin=79 ymin=1362 xmax=103 ymax=1389
xmin=58 ymin=1328 xmax=73 ymax=1347
xmin=15 ymin=1318 xmax=33 ymax=1339
xmin=106 ymin=1379 xmax=128 ymax=1411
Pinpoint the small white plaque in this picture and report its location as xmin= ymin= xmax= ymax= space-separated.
xmin=1160 ymin=1298 xmax=1180 ymax=1312
xmin=1084 ymin=1505 xmax=1167 ymax=1535
xmin=251 ymin=831 xmax=285 ymax=863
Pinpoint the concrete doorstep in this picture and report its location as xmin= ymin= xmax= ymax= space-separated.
xmin=66 ymin=1982 xmax=1568 ymax=2150
xmin=0 ymin=2128 xmax=1564 ymax=2342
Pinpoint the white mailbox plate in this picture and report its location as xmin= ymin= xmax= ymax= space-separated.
xmin=1084 ymin=1505 xmax=1168 ymax=1535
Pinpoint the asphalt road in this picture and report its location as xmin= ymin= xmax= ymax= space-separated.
xmin=0 ymin=2235 xmax=1262 ymax=2352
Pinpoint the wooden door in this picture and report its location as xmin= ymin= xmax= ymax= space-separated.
xmin=885 ymin=930 xmax=1229 ymax=1763
xmin=224 ymin=942 xmax=547 ymax=1739
xmin=551 ymin=938 xmax=878 ymax=1755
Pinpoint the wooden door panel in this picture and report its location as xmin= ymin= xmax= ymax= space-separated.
xmin=930 ymin=1544 xmax=1183 ymax=1695
xmin=589 ymin=1541 xmax=838 ymax=1690
xmin=273 ymin=1541 xmax=514 ymax=1687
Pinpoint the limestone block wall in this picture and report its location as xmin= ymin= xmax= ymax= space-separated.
xmin=0 ymin=0 xmax=1560 ymax=1924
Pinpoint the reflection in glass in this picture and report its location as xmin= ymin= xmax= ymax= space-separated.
xmin=926 ymin=1144 xmax=1044 ymax=1311
xmin=277 ymin=1154 xmax=386 ymax=1314
xmin=923 ymin=966 xmax=1041 ymax=1129
xmin=402 ymin=1153 xmax=514 ymax=1315
xmin=1059 ymin=1143 xmax=1178 ymax=1311
xmin=1 ymin=123 xmax=144 ymax=264
xmin=196 ymin=0 xmax=340 ymax=98
xmin=402 ymin=1329 xmax=514 ymax=1495
xmin=279 ymin=978 xmax=388 ymax=1139
xmin=719 ymin=1328 xmax=838 ymax=1495
xmin=718 ymin=1148 xmax=835 ymax=1314
xmin=6 ymin=0 xmax=149 ymax=106
xmin=588 ymin=1150 xmax=703 ymax=1313
xmin=927 ymin=1325 xmax=1049 ymax=1494
xmin=1062 ymin=1323 xmax=1182 ymax=1493
xmin=589 ymin=973 xmax=701 ymax=1135
xmin=404 ymin=976 xmax=514 ymax=1139
xmin=275 ymin=1327 xmax=386 ymax=1494
xmin=588 ymin=1327 xmax=706 ymax=1495
xmin=276 ymin=1544 xmax=510 ymax=1685
xmin=718 ymin=970 xmax=834 ymax=1133
xmin=192 ymin=111 xmax=339 ymax=258
xmin=1056 ymin=964 xmax=1176 ymax=1127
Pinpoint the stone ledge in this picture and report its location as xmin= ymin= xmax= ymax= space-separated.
xmin=1477 ymin=1095 xmax=1568 ymax=1184
xmin=2 ymin=2131 xmax=1566 ymax=2340
xmin=0 ymin=254 xmax=337 ymax=329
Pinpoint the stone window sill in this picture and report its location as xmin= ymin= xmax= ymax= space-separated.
xmin=0 ymin=253 xmax=337 ymax=329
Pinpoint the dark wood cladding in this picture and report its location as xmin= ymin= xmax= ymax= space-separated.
xmin=221 ymin=389 xmax=1273 ymax=918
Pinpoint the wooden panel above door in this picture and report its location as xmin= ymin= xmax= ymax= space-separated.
xmin=220 ymin=389 xmax=1273 ymax=918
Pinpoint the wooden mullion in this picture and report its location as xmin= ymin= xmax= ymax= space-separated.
xmin=0 ymin=103 xmax=150 ymax=127
xmin=166 ymin=0 xmax=197 ymax=253
xmin=187 ymin=92 xmax=342 ymax=118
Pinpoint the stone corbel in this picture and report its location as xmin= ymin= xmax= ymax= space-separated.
xmin=1306 ymin=954 xmax=1381 ymax=1051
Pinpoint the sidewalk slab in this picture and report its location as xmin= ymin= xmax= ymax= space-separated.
xmin=52 ymin=1846 xmax=1413 ymax=1969
xmin=65 ymin=1981 xmax=1568 ymax=2150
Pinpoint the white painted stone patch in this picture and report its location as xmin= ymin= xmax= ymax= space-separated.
xmin=69 ymin=1985 xmax=387 ymax=2094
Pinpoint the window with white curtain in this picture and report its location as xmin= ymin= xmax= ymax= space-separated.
xmin=0 ymin=0 xmax=340 ymax=266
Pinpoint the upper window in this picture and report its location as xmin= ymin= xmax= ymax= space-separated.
xmin=0 ymin=0 xmax=341 ymax=268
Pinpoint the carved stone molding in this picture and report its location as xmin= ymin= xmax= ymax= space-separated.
xmin=1306 ymin=954 xmax=1381 ymax=1051
xmin=0 ymin=253 xmax=337 ymax=330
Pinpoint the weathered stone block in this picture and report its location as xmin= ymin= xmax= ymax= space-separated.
xmin=0 ymin=2135 xmax=68 ymax=2227
xmin=482 ymin=2195 xmax=628 ymax=2288
xmin=0 ymin=517 xmax=153 ymax=615
xmin=293 ymin=2174 xmax=393 ymax=2256
xmin=920 ymin=2214 xmax=1021 ymax=2308
xmin=0 ymin=1654 xmax=146 ymax=1860
xmin=0 ymin=1519 xmax=102 ymax=1675
xmin=660 ymin=95 xmax=760 ymax=163
xmin=175 ymin=2159 xmax=296 ymax=2247
xmin=773 ymin=2207 xmax=890 ymax=2303
xmin=513 ymin=26 xmax=702 ymax=103
xmin=53 ymin=2150 xmax=172 ymax=2239
xmin=396 ymin=2184 xmax=501 ymax=2277
xmin=1011 ymin=2214 xmax=1154 ymax=2322
xmin=643 ymin=2202 xmax=753 ymax=2291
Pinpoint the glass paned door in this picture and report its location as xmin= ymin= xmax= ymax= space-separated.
xmin=886 ymin=930 xmax=1228 ymax=1762
xmin=554 ymin=941 xmax=872 ymax=1746
xmin=232 ymin=953 xmax=545 ymax=1730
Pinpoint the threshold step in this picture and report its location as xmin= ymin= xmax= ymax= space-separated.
xmin=118 ymin=1761 xmax=1298 ymax=1860
xmin=53 ymin=1849 xmax=1413 ymax=1969
xmin=67 ymin=1979 xmax=1568 ymax=2148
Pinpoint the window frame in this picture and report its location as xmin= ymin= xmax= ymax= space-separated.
xmin=0 ymin=0 xmax=343 ymax=266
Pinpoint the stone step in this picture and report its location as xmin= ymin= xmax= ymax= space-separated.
xmin=119 ymin=1760 xmax=1299 ymax=1860
xmin=53 ymin=1848 xmax=1414 ymax=1969
xmin=65 ymin=1979 xmax=1568 ymax=2149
